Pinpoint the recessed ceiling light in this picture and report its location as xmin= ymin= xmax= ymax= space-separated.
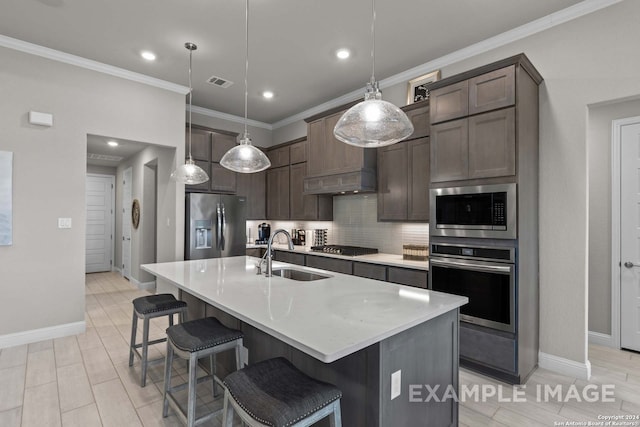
xmin=262 ymin=91 xmax=274 ymax=99
xmin=107 ymin=141 xmax=119 ymax=147
xmin=336 ymin=49 xmax=350 ymax=59
xmin=141 ymin=51 xmax=156 ymax=61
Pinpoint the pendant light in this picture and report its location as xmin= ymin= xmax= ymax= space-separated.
xmin=333 ymin=0 xmax=414 ymax=148
xmin=220 ymin=0 xmax=271 ymax=173
xmin=170 ymin=43 xmax=209 ymax=185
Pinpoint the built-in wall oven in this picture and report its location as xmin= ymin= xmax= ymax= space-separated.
xmin=429 ymin=242 xmax=515 ymax=333
xmin=430 ymin=183 xmax=517 ymax=239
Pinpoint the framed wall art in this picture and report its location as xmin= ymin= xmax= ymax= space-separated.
xmin=406 ymin=70 xmax=441 ymax=105
xmin=0 ymin=151 xmax=13 ymax=246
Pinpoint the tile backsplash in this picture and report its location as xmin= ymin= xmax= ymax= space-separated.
xmin=247 ymin=194 xmax=428 ymax=255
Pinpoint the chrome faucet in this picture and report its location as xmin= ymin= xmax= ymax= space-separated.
xmin=259 ymin=229 xmax=294 ymax=277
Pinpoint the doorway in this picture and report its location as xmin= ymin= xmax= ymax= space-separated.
xmin=85 ymin=174 xmax=115 ymax=273
xmin=613 ymin=116 xmax=640 ymax=352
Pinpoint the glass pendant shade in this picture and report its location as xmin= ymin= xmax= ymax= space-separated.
xmin=170 ymin=157 xmax=209 ymax=185
xmin=220 ymin=132 xmax=271 ymax=173
xmin=334 ymin=81 xmax=414 ymax=148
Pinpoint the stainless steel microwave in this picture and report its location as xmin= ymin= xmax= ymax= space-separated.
xmin=429 ymin=183 xmax=517 ymax=239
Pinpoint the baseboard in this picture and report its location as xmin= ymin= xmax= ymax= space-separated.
xmin=128 ymin=276 xmax=156 ymax=291
xmin=538 ymin=351 xmax=591 ymax=380
xmin=0 ymin=321 xmax=86 ymax=349
xmin=113 ymin=266 xmax=122 ymax=274
xmin=588 ymin=331 xmax=615 ymax=348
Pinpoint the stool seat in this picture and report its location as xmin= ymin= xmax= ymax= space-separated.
xmin=167 ymin=317 xmax=243 ymax=352
xmin=224 ymin=357 xmax=342 ymax=427
xmin=133 ymin=294 xmax=187 ymax=315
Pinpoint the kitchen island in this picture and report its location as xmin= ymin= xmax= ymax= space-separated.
xmin=142 ymin=256 xmax=466 ymax=427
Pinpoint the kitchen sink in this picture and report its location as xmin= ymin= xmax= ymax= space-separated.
xmin=271 ymin=268 xmax=332 ymax=281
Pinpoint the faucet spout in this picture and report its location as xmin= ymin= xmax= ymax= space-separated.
xmin=265 ymin=229 xmax=295 ymax=277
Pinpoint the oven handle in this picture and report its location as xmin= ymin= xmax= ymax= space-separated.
xmin=430 ymin=257 xmax=512 ymax=273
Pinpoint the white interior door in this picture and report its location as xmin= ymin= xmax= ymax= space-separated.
xmin=122 ymin=167 xmax=132 ymax=280
xmin=85 ymin=174 xmax=114 ymax=273
xmin=620 ymin=121 xmax=640 ymax=351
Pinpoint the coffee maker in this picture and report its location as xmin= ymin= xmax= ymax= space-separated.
xmin=256 ymin=223 xmax=270 ymax=244
xmin=291 ymin=229 xmax=306 ymax=246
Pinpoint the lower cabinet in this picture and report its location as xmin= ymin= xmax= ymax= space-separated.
xmin=272 ymin=250 xmax=305 ymax=266
xmin=353 ymin=262 xmax=387 ymax=281
xmin=387 ymin=267 xmax=428 ymax=288
xmin=305 ymin=255 xmax=353 ymax=275
xmin=246 ymin=247 xmax=265 ymax=258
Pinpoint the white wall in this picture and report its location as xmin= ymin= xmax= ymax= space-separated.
xmin=0 ymin=46 xmax=185 ymax=341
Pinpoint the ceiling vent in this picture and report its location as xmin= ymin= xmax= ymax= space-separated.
xmin=87 ymin=153 xmax=124 ymax=162
xmin=206 ymin=75 xmax=234 ymax=88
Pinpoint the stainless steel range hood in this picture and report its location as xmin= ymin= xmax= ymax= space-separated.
xmin=303 ymin=168 xmax=376 ymax=195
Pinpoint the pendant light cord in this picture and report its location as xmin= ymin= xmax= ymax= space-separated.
xmin=370 ymin=0 xmax=376 ymax=85
xmin=244 ymin=0 xmax=249 ymax=137
xmin=188 ymin=46 xmax=194 ymax=160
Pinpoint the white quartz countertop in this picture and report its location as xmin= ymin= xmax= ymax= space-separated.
xmin=141 ymin=256 xmax=466 ymax=363
xmin=246 ymin=244 xmax=429 ymax=271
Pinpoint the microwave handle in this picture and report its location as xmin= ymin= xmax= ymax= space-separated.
xmin=430 ymin=258 xmax=512 ymax=274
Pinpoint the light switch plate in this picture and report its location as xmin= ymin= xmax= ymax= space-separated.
xmin=58 ymin=218 xmax=72 ymax=229
xmin=391 ymin=370 xmax=401 ymax=400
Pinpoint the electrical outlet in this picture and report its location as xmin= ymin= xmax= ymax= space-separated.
xmin=391 ymin=370 xmax=401 ymax=400
xmin=58 ymin=218 xmax=72 ymax=229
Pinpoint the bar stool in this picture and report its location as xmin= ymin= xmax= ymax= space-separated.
xmin=129 ymin=293 xmax=187 ymax=387
xmin=163 ymin=317 xmax=244 ymax=427
xmin=222 ymin=357 xmax=342 ymax=427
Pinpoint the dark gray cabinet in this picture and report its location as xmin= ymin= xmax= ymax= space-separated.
xmin=353 ymin=262 xmax=387 ymax=281
xmin=305 ymin=255 xmax=353 ymax=275
xmin=237 ymin=170 xmax=266 ymax=219
xmin=273 ymin=250 xmax=305 ymax=266
xmin=378 ymin=137 xmax=430 ymax=221
xmin=468 ymin=107 xmax=516 ymax=179
xmin=185 ymin=125 xmax=239 ymax=194
xmin=266 ymin=166 xmax=289 ymax=220
xmin=401 ymin=101 xmax=430 ymax=140
xmin=387 ymin=267 xmax=428 ymax=289
xmin=468 ymin=66 xmax=515 ymax=116
xmin=429 ymin=80 xmax=469 ymax=124
xmin=431 ymin=119 xmax=469 ymax=183
xmin=267 ymin=145 xmax=290 ymax=168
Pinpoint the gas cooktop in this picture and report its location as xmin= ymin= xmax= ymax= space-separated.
xmin=310 ymin=245 xmax=378 ymax=256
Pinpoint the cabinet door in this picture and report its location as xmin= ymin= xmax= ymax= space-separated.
xmin=266 ymin=166 xmax=289 ymax=219
xmin=185 ymin=160 xmax=210 ymax=191
xmin=289 ymin=162 xmax=319 ymax=220
xmin=430 ymin=118 xmax=469 ymax=183
xmin=468 ymin=108 xmax=515 ymax=179
xmin=430 ymin=80 xmax=469 ymax=124
xmin=324 ymin=111 xmax=363 ymax=173
xmin=403 ymin=103 xmax=430 ymax=139
xmin=407 ymin=137 xmax=430 ymax=221
xmin=210 ymin=163 xmax=237 ymax=193
xmin=468 ymin=66 xmax=515 ymax=116
xmin=377 ymin=144 xmax=408 ymax=221
xmin=211 ymin=133 xmax=237 ymax=162
xmin=289 ymin=140 xmax=307 ymax=164
xmin=307 ymin=120 xmax=325 ymax=177
xmin=236 ymin=170 xmax=266 ymax=219
xmin=267 ymin=145 xmax=290 ymax=168
xmin=188 ymin=128 xmax=211 ymax=161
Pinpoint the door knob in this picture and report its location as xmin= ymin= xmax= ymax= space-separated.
xmin=624 ymin=261 xmax=636 ymax=268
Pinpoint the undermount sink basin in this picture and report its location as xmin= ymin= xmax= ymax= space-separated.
xmin=271 ymin=268 xmax=332 ymax=282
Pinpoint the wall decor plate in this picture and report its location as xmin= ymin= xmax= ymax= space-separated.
xmin=407 ymin=70 xmax=441 ymax=105
xmin=132 ymin=199 xmax=140 ymax=229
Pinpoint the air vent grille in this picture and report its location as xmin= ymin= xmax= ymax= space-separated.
xmin=206 ymin=75 xmax=234 ymax=88
xmin=87 ymin=153 xmax=124 ymax=161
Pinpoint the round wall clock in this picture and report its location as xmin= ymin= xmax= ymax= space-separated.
xmin=132 ymin=199 xmax=140 ymax=229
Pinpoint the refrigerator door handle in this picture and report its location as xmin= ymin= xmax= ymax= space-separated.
xmin=216 ymin=203 xmax=222 ymax=249
xmin=220 ymin=204 xmax=226 ymax=251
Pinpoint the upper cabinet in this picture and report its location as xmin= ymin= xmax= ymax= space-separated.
xmin=428 ymin=55 xmax=542 ymax=185
xmin=304 ymin=104 xmax=377 ymax=194
xmin=236 ymin=170 xmax=266 ymax=220
xmin=266 ymin=138 xmax=332 ymax=221
xmin=185 ymin=126 xmax=239 ymax=194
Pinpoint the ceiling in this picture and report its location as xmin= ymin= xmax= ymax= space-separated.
xmin=86 ymin=134 xmax=149 ymax=167
xmin=1 ymin=0 xmax=586 ymax=124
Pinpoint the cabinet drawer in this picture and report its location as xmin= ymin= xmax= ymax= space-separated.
xmin=353 ymin=262 xmax=386 ymax=281
xmin=387 ymin=267 xmax=427 ymax=288
xmin=273 ymin=250 xmax=305 ymax=266
xmin=289 ymin=141 xmax=307 ymax=164
xmin=468 ymin=66 xmax=515 ymax=116
xmin=460 ymin=323 xmax=516 ymax=373
xmin=268 ymin=146 xmax=290 ymax=168
xmin=306 ymin=255 xmax=352 ymax=275
xmin=430 ymin=80 xmax=469 ymax=124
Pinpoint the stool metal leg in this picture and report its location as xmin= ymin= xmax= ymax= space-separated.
xmin=187 ymin=353 xmax=198 ymax=427
xmin=141 ymin=317 xmax=150 ymax=387
xmin=222 ymin=389 xmax=234 ymax=427
xmin=330 ymin=400 xmax=342 ymax=427
xmin=129 ymin=309 xmax=137 ymax=367
xmin=162 ymin=342 xmax=174 ymax=418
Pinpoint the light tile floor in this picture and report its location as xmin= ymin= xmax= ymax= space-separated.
xmin=0 ymin=271 xmax=639 ymax=426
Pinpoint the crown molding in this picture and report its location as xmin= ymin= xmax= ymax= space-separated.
xmin=271 ymin=0 xmax=623 ymax=130
xmin=190 ymin=105 xmax=273 ymax=130
xmin=0 ymin=34 xmax=189 ymax=95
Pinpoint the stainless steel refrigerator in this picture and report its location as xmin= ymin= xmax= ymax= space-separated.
xmin=185 ymin=193 xmax=247 ymax=260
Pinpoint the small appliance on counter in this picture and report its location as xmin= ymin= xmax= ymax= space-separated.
xmin=255 ymin=223 xmax=270 ymax=244
xmin=291 ymin=229 xmax=306 ymax=246
xmin=310 ymin=245 xmax=378 ymax=256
